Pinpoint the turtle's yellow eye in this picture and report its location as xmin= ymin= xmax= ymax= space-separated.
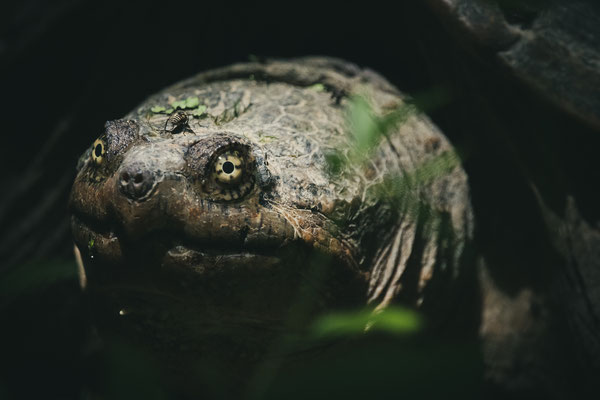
xmin=214 ymin=151 xmax=243 ymax=184
xmin=91 ymin=139 xmax=106 ymax=165
xmin=202 ymin=146 xmax=255 ymax=201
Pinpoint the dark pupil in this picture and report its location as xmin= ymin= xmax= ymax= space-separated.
xmin=94 ymin=143 xmax=103 ymax=157
xmin=222 ymin=161 xmax=235 ymax=174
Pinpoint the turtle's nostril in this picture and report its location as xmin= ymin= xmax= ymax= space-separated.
xmin=118 ymin=167 xmax=156 ymax=200
xmin=120 ymin=171 xmax=130 ymax=184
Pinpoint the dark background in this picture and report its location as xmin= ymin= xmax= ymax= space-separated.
xmin=1 ymin=0 xmax=599 ymax=399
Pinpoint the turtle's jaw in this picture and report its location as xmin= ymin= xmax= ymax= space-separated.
xmin=71 ymin=211 xmax=367 ymax=360
xmin=70 ymin=212 xmax=289 ymax=278
xmin=70 ymin=210 xmax=357 ymax=284
xmin=69 ymin=183 xmax=362 ymax=282
xmin=71 ymin=213 xmax=122 ymax=267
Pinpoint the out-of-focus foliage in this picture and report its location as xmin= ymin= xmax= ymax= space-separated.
xmin=328 ymin=88 xmax=452 ymax=174
xmin=310 ymin=306 xmax=422 ymax=338
xmin=328 ymin=91 xmax=463 ymax=236
xmin=376 ymin=150 xmax=461 ymax=220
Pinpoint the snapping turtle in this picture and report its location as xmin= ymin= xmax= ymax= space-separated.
xmin=69 ymin=57 xmax=473 ymax=392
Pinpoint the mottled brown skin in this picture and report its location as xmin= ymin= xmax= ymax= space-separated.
xmin=69 ymin=57 xmax=473 ymax=393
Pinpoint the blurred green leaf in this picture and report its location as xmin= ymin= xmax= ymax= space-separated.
xmin=325 ymin=91 xmax=463 ymax=227
xmin=415 ymin=149 xmax=460 ymax=183
xmin=327 ymin=95 xmax=417 ymax=174
xmin=376 ymin=149 xmax=461 ymax=210
xmin=328 ymin=88 xmax=454 ymax=176
xmin=324 ymin=152 xmax=344 ymax=175
xmin=311 ymin=306 xmax=422 ymax=339
xmin=377 ymin=102 xmax=416 ymax=134
xmin=348 ymin=95 xmax=380 ymax=154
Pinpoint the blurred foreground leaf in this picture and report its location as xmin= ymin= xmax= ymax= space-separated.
xmin=376 ymin=149 xmax=461 ymax=217
xmin=347 ymin=95 xmax=381 ymax=156
xmin=329 ymin=92 xmax=463 ymax=224
xmin=311 ymin=306 xmax=422 ymax=338
xmin=331 ymin=87 xmax=452 ymax=174
xmin=336 ymin=95 xmax=415 ymax=170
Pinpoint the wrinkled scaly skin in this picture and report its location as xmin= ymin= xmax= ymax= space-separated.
xmin=69 ymin=57 xmax=474 ymax=395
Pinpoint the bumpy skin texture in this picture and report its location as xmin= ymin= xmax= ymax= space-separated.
xmin=69 ymin=57 xmax=473 ymax=388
